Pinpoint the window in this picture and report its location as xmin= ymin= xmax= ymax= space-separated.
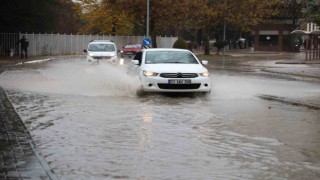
xmin=145 ymin=51 xmax=198 ymax=64
xmin=88 ymin=44 xmax=115 ymax=52
xmin=259 ymin=35 xmax=278 ymax=46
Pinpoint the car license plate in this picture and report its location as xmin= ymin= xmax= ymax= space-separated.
xmin=168 ymin=79 xmax=191 ymax=84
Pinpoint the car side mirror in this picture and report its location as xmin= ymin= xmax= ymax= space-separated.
xmin=84 ymin=49 xmax=87 ymax=53
xmin=202 ymin=60 xmax=208 ymax=65
xmin=131 ymin=60 xmax=140 ymax=65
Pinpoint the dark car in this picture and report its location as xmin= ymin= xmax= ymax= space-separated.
xmin=120 ymin=44 xmax=142 ymax=57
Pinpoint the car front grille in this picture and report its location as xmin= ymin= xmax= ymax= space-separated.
xmin=92 ymin=56 xmax=112 ymax=59
xmin=160 ymin=73 xmax=198 ymax=78
xmin=123 ymin=51 xmax=135 ymax=54
xmin=157 ymin=83 xmax=201 ymax=89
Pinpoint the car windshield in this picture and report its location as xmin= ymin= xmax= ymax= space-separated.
xmin=145 ymin=51 xmax=199 ymax=64
xmin=88 ymin=44 xmax=115 ymax=52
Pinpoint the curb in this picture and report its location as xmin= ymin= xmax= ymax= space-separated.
xmin=276 ymin=60 xmax=320 ymax=65
xmin=258 ymin=94 xmax=320 ymax=110
xmin=261 ymin=68 xmax=320 ymax=79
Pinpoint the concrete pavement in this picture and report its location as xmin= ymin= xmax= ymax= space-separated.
xmin=212 ymin=48 xmax=320 ymax=78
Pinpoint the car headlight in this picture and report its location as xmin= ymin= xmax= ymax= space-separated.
xmin=88 ymin=53 xmax=94 ymax=56
xmin=143 ymin=71 xmax=159 ymax=76
xmin=199 ymin=71 xmax=210 ymax=77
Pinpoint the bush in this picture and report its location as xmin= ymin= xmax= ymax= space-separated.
xmin=173 ymin=38 xmax=188 ymax=49
xmin=213 ymin=40 xmax=229 ymax=55
xmin=186 ymin=41 xmax=198 ymax=52
xmin=213 ymin=40 xmax=228 ymax=49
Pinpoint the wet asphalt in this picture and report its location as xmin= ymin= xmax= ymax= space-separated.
xmin=0 ymin=50 xmax=320 ymax=179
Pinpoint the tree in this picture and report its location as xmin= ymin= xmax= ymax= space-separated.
xmin=302 ymin=0 xmax=320 ymax=25
xmin=0 ymin=0 xmax=80 ymax=33
xmin=121 ymin=0 xmax=210 ymax=47
xmin=78 ymin=0 xmax=134 ymax=35
xmin=0 ymin=0 xmax=57 ymax=33
xmin=52 ymin=0 xmax=81 ymax=34
xmin=173 ymin=38 xmax=188 ymax=49
xmin=273 ymin=0 xmax=307 ymax=25
xmin=187 ymin=0 xmax=281 ymax=55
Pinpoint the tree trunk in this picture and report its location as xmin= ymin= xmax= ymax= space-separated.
xmin=151 ymin=34 xmax=157 ymax=48
xmin=150 ymin=17 xmax=157 ymax=48
xmin=203 ymin=29 xmax=210 ymax=55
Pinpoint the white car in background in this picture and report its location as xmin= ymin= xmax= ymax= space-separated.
xmin=127 ymin=48 xmax=212 ymax=93
xmin=84 ymin=40 xmax=118 ymax=65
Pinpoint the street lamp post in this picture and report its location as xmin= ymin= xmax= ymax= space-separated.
xmin=223 ymin=20 xmax=226 ymax=55
xmin=146 ymin=0 xmax=150 ymax=37
xmin=223 ymin=0 xmax=226 ymax=56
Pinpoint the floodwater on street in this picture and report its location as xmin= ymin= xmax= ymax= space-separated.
xmin=1 ymin=57 xmax=320 ymax=180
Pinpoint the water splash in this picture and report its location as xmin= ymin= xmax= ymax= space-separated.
xmin=0 ymin=59 xmax=140 ymax=97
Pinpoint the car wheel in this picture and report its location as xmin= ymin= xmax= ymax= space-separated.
xmin=199 ymin=90 xmax=211 ymax=96
xmin=136 ymin=86 xmax=145 ymax=96
xmin=136 ymin=88 xmax=143 ymax=96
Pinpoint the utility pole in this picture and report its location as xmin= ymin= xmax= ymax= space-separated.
xmin=223 ymin=0 xmax=226 ymax=56
xmin=146 ymin=0 xmax=150 ymax=37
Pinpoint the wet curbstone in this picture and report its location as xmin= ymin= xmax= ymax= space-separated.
xmin=258 ymin=94 xmax=320 ymax=110
xmin=261 ymin=68 xmax=320 ymax=79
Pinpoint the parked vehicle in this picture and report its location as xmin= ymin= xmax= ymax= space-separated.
xmin=84 ymin=40 xmax=118 ymax=65
xmin=127 ymin=48 xmax=212 ymax=93
xmin=120 ymin=44 xmax=142 ymax=58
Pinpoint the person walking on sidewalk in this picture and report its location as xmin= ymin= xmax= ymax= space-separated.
xmin=17 ymin=35 xmax=29 ymax=59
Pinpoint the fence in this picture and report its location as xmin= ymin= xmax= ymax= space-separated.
xmin=0 ymin=33 xmax=178 ymax=57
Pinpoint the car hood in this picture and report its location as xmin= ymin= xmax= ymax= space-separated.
xmin=143 ymin=64 xmax=208 ymax=73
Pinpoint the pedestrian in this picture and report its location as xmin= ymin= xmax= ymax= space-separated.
xmin=17 ymin=35 xmax=29 ymax=59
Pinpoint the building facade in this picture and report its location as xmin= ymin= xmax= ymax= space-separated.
xmin=252 ymin=24 xmax=297 ymax=51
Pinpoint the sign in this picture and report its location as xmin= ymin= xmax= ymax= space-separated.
xmin=142 ymin=38 xmax=152 ymax=48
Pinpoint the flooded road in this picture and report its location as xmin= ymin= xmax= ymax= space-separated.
xmin=1 ymin=57 xmax=320 ymax=179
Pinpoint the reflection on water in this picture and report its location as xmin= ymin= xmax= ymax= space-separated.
xmin=1 ymin=59 xmax=320 ymax=179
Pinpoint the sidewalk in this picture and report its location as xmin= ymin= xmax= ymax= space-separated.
xmin=248 ymin=51 xmax=320 ymax=79
xmin=0 ymin=87 xmax=58 ymax=180
xmin=198 ymin=48 xmax=320 ymax=79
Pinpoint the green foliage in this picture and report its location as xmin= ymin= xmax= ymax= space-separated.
xmin=302 ymin=0 xmax=320 ymax=25
xmin=173 ymin=38 xmax=188 ymax=49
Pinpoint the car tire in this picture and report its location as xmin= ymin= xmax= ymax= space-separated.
xmin=136 ymin=88 xmax=144 ymax=96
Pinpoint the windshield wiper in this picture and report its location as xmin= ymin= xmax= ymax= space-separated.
xmin=164 ymin=61 xmax=184 ymax=63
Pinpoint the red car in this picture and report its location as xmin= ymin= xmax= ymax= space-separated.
xmin=120 ymin=44 xmax=142 ymax=57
